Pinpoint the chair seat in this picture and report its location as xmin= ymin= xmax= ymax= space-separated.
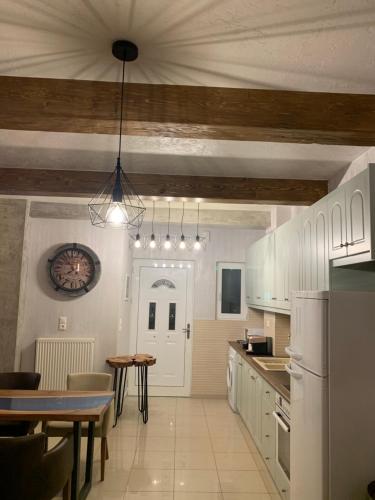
xmin=45 ymin=420 xmax=104 ymax=438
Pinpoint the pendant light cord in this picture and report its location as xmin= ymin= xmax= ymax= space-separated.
xmin=151 ymin=200 xmax=155 ymax=233
xmin=196 ymin=203 xmax=200 ymax=236
xmin=181 ymin=202 xmax=185 ymax=235
xmin=118 ymin=59 xmax=126 ymax=161
xmin=167 ymin=202 xmax=171 ymax=235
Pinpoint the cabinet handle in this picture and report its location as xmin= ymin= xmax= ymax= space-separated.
xmin=265 ymin=412 xmax=270 ymax=416
xmin=265 ymin=434 xmax=270 ymax=438
xmin=284 ymin=298 xmax=289 ymax=301
xmin=265 ymin=457 xmax=270 ymax=460
xmin=348 ymin=241 xmax=355 ymax=246
xmin=271 ymin=297 xmax=277 ymax=300
xmin=282 ymin=489 xmax=287 ymax=493
xmin=256 ymin=296 xmax=261 ymax=299
xmin=251 ymin=375 xmax=256 ymax=380
xmin=340 ymin=242 xmax=349 ymax=247
xmin=265 ymin=391 xmax=270 ymax=394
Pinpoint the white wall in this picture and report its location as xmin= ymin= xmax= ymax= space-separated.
xmin=329 ymin=147 xmax=374 ymax=190
xmin=132 ymin=223 xmax=265 ymax=320
xmin=18 ymin=215 xmax=131 ymax=372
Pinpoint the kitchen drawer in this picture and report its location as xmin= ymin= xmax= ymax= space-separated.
xmin=275 ymin=463 xmax=290 ymax=500
xmin=262 ymin=380 xmax=276 ymax=405
xmin=262 ymin=407 xmax=276 ymax=437
xmin=262 ymin=381 xmax=276 ymax=407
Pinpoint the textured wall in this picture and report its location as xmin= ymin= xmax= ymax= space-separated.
xmin=0 ymin=199 xmax=26 ymax=371
xmin=17 ymin=214 xmax=130 ymax=372
xmin=191 ymin=311 xmax=264 ymax=397
xmin=263 ymin=311 xmax=290 ymax=357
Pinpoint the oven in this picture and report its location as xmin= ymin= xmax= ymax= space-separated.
xmin=273 ymin=394 xmax=290 ymax=483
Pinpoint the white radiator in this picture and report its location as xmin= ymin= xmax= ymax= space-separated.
xmin=35 ymin=338 xmax=95 ymax=390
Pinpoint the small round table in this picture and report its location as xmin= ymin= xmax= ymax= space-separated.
xmin=106 ymin=354 xmax=156 ymax=425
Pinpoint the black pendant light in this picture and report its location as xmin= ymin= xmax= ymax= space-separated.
xmin=89 ymin=40 xmax=145 ymax=228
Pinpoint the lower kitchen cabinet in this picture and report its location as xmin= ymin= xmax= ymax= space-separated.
xmin=236 ymin=365 xmax=287 ymax=498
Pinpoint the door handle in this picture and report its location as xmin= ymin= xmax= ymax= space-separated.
xmin=285 ymin=363 xmax=303 ymax=379
xmin=272 ymin=411 xmax=290 ymax=432
xmin=182 ymin=323 xmax=191 ymax=339
xmin=285 ymin=345 xmax=302 ymax=361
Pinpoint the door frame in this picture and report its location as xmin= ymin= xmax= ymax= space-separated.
xmin=128 ymin=258 xmax=195 ymax=397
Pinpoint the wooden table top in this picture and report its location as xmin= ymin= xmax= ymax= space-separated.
xmin=106 ymin=354 xmax=157 ymax=368
xmin=0 ymin=390 xmax=114 ymax=422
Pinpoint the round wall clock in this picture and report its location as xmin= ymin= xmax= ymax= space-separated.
xmin=48 ymin=243 xmax=101 ymax=296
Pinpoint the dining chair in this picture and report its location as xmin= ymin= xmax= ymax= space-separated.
xmin=0 ymin=432 xmax=73 ymax=500
xmin=44 ymin=372 xmax=113 ymax=481
xmin=0 ymin=371 xmax=41 ymax=436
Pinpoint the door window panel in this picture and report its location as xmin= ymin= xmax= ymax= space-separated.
xmin=221 ymin=268 xmax=242 ymax=314
xmin=148 ymin=302 xmax=156 ymax=330
xmin=169 ymin=303 xmax=176 ymax=330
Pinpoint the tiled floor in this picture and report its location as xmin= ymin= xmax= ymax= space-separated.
xmin=54 ymin=397 xmax=281 ymax=500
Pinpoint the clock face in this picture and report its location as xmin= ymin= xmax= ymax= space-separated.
xmin=48 ymin=243 xmax=101 ymax=296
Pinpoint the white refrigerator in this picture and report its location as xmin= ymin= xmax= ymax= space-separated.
xmin=286 ymin=290 xmax=375 ymax=500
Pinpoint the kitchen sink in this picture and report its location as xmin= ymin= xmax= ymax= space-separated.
xmin=252 ymin=357 xmax=290 ymax=371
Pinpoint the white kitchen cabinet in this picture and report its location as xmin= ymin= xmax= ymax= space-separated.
xmin=274 ymin=223 xmax=290 ymax=310
xmin=328 ymin=167 xmax=373 ymax=262
xmin=301 ymin=210 xmax=314 ymax=291
xmin=247 ymin=366 xmax=262 ymax=447
xmin=263 ymin=233 xmax=275 ymax=306
xmin=287 ymin=216 xmax=302 ymax=302
xmin=314 ymin=200 xmax=329 ymax=291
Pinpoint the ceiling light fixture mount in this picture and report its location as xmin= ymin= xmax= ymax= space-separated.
xmin=88 ymin=40 xmax=145 ymax=229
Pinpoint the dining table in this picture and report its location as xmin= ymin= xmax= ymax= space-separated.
xmin=0 ymin=389 xmax=114 ymax=500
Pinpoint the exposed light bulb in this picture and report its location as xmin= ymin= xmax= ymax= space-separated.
xmin=164 ymin=235 xmax=171 ymax=250
xmin=179 ymin=235 xmax=186 ymax=249
xmin=107 ymin=204 xmax=126 ymax=226
xmin=134 ymin=234 xmax=141 ymax=248
xmin=149 ymin=234 xmax=156 ymax=249
xmin=194 ymin=235 xmax=201 ymax=250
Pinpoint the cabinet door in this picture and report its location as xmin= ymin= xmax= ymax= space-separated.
xmin=255 ymin=239 xmax=265 ymax=305
xmin=314 ymin=201 xmax=329 ymax=291
xmin=288 ymin=217 xmax=302 ymax=301
xmin=240 ymin=364 xmax=249 ymax=424
xmin=275 ymin=224 xmax=290 ymax=310
xmin=247 ymin=367 xmax=257 ymax=436
xmin=263 ymin=233 xmax=275 ymax=306
xmin=328 ymin=189 xmax=347 ymax=259
xmin=345 ymin=170 xmax=371 ymax=256
xmin=301 ymin=212 xmax=314 ymax=291
xmin=245 ymin=246 xmax=253 ymax=305
xmin=236 ymin=360 xmax=243 ymax=415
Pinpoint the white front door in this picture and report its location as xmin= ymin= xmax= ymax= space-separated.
xmin=130 ymin=260 xmax=194 ymax=397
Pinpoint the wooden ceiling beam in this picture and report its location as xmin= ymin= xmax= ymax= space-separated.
xmin=0 ymin=76 xmax=375 ymax=145
xmin=0 ymin=168 xmax=327 ymax=205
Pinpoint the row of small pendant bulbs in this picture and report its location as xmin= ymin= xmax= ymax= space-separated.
xmin=134 ymin=201 xmax=202 ymax=250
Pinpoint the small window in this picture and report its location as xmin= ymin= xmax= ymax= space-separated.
xmin=216 ymin=262 xmax=246 ymax=320
xmin=169 ymin=303 xmax=176 ymax=330
xmin=148 ymin=302 xmax=156 ymax=330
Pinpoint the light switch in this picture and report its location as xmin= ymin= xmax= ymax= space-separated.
xmin=58 ymin=316 xmax=67 ymax=331
xmin=266 ymin=319 xmax=270 ymax=328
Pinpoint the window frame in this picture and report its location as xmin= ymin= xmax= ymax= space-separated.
xmin=216 ymin=262 xmax=247 ymax=320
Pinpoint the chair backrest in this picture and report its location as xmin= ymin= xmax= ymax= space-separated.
xmin=67 ymin=372 xmax=112 ymax=391
xmin=0 ymin=372 xmax=41 ymax=390
xmin=0 ymin=433 xmax=73 ymax=500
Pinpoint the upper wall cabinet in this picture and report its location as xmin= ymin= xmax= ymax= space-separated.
xmin=246 ymin=166 xmax=375 ymax=312
xmin=328 ymin=168 xmax=372 ymax=264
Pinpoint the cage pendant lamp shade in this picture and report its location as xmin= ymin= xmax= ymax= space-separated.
xmin=88 ymin=39 xmax=145 ymax=229
xmin=88 ymin=158 xmax=145 ymax=228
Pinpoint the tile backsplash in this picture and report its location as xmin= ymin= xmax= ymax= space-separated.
xmin=263 ymin=311 xmax=290 ymax=357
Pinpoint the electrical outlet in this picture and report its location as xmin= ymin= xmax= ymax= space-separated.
xmin=58 ymin=316 xmax=67 ymax=331
xmin=266 ymin=319 xmax=270 ymax=328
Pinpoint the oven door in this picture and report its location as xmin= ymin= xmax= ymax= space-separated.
xmin=273 ymin=408 xmax=290 ymax=481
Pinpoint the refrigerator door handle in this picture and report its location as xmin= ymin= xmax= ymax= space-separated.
xmin=285 ymin=345 xmax=303 ymax=361
xmin=272 ymin=411 xmax=290 ymax=432
xmin=286 ymin=363 xmax=303 ymax=379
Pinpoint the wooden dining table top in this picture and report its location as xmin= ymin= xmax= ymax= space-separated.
xmin=0 ymin=390 xmax=114 ymax=422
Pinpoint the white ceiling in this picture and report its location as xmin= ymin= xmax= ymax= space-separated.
xmin=1 ymin=0 xmax=375 ymax=92
xmin=0 ymin=0 xmax=373 ymax=181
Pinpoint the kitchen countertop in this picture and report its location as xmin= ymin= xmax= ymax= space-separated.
xmin=229 ymin=341 xmax=290 ymax=403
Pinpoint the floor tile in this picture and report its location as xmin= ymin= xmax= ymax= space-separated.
xmin=88 ymin=491 xmax=126 ymax=500
xmin=222 ymin=494 xmax=273 ymax=500
xmin=174 ymin=470 xmax=221 ymax=492
xmin=214 ymin=452 xmax=258 ymax=470
xmin=137 ymin=437 xmax=175 ymax=452
xmin=90 ymin=468 xmax=129 ymax=493
xmin=259 ymin=468 xmax=279 ymax=494
xmin=133 ymin=451 xmax=175 ymax=469
xmin=174 ymin=493 xmax=223 ymax=500
xmin=175 ymin=451 xmax=216 ymax=470
xmin=124 ymin=493 xmax=173 ymax=500
xmin=175 ymin=437 xmax=212 ymax=452
xmin=219 ymin=470 xmax=268 ymax=493
xmin=138 ymin=423 xmax=175 ymax=438
xmin=211 ymin=437 xmax=250 ymax=453
xmin=127 ymin=469 xmax=174 ymax=492
xmin=175 ymin=423 xmax=209 ymax=437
